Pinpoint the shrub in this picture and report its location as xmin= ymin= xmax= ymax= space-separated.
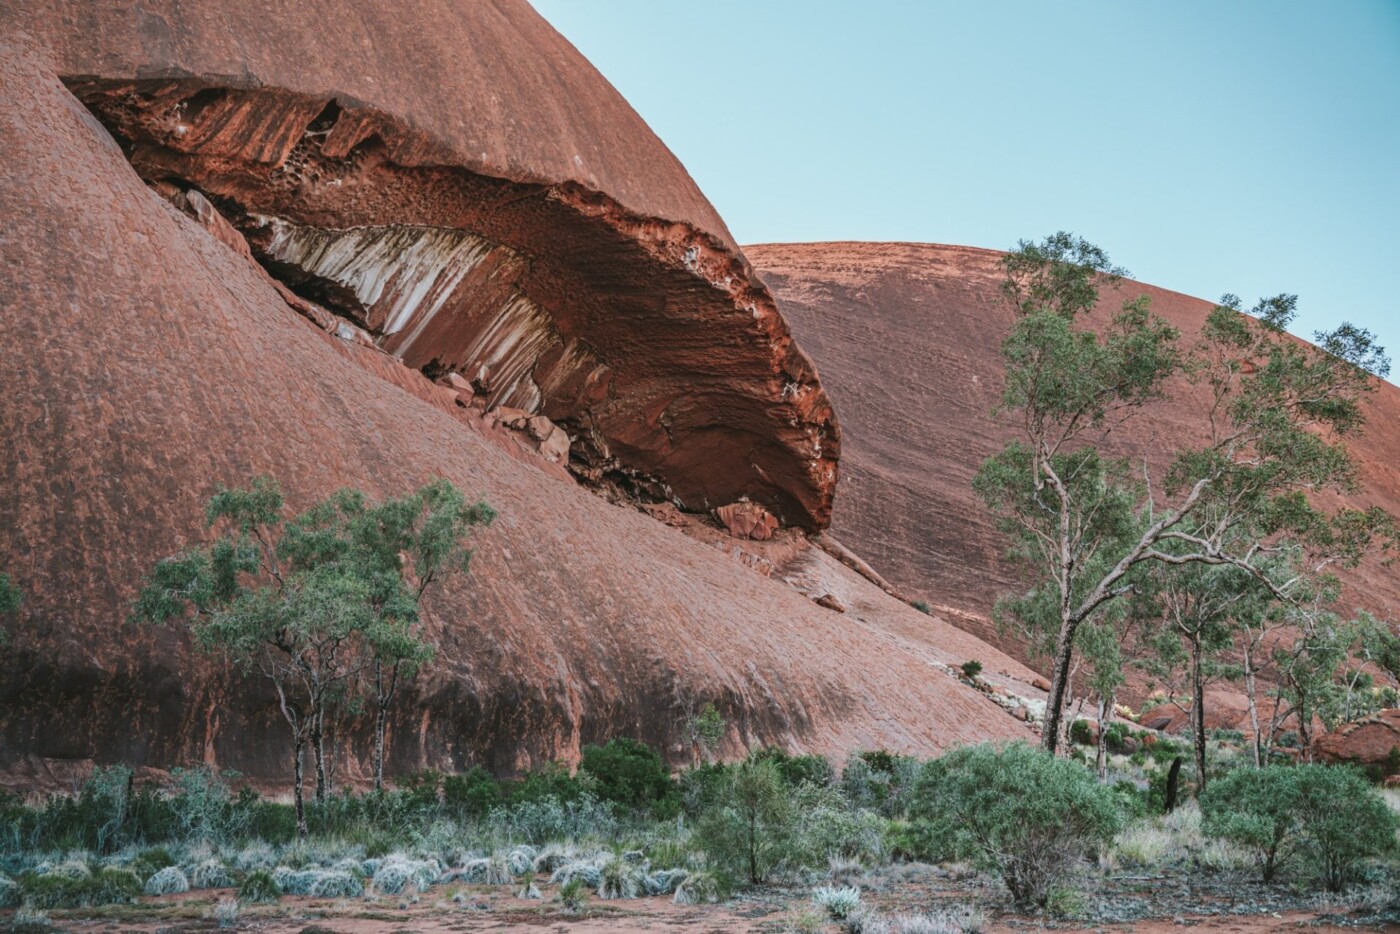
xmin=751 ymin=747 xmax=835 ymax=789
xmin=504 ymin=762 xmax=592 ymax=806
xmin=597 ymin=856 xmax=644 ymax=899
xmin=910 ymin=742 xmax=1122 ymax=907
xmin=1200 ymin=766 xmax=1300 ymax=882
xmin=0 ymin=873 xmax=19 ymax=908
xmin=492 ymin=793 xmax=618 ymax=845
xmin=672 ymin=868 xmax=722 ymax=905
xmin=911 ymin=600 xmax=933 ymax=615
xmin=505 ymin=846 xmax=537 ymax=876
xmin=1202 ymin=763 xmax=1397 ymax=890
xmin=1069 ymin=719 xmax=1095 ymax=746
xmin=558 ymin=877 xmax=588 ymax=913
xmin=237 ymin=868 xmax=280 ymax=903
xmin=144 ymin=865 xmax=190 ymax=896
xmin=213 ymin=897 xmax=240 ymax=928
xmin=1103 ymin=722 xmax=1131 ymax=755
xmin=812 ymin=884 xmax=861 ymax=920
xmin=371 ymin=856 xmax=438 ymax=895
xmin=190 ymin=858 xmax=234 ymax=890
xmin=791 ymin=783 xmax=886 ymax=865
xmin=578 ymin=738 xmax=678 ymax=815
xmin=694 ymin=757 xmax=795 ymax=885
xmin=960 ymin=660 xmax=983 ymax=680
xmin=442 ymin=767 xmax=501 ymax=820
xmin=644 ymin=867 xmax=687 ymax=895
xmin=18 ymin=866 xmax=142 ymax=908
xmin=1294 ymin=765 xmax=1397 ymax=891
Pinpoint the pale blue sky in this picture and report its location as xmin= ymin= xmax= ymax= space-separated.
xmin=533 ymin=1 xmax=1400 ymax=376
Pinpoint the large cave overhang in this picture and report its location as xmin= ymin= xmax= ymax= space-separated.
xmin=69 ymin=77 xmax=839 ymax=529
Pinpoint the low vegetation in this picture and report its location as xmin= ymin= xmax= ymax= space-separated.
xmin=1 ymin=735 xmax=1396 ymax=928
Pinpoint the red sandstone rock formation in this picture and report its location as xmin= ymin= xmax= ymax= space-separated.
xmin=4 ymin=0 xmax=837 ymax=530
xmin=0 ymin=26 xmax=1036 ymax=786
xmin=1313 ymin=710 xmax=1400 ymax=776
xmin=752 ymin=242 xmax=1400 ymax=677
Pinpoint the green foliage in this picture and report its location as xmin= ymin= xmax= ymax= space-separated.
xmin=237 ymin=868 xmax=280 ymax=903
xmin=910 ymin=743 xmax=1122 ymax=907
xmin=1070 ymin=719 xmax=1095 ymax=746
xmin=694 ymin=756 xmax=795 ymax=885
xmin=749 ymin=747 xmax=834 ymax=790
xmin=910 ymin=600 xmax=932 ymax=615
xmin=1201 ymin=764 xmax=1398 ymax=890
xmin=978 ymin=233 xmax=1395 ymax=758
xmin=16 ymin=866 xmax=141 ymax=909
xmin=442 ymin=766 xmax=501 ymax=820
xmin=558 ymin=876 xmax=588 ymax=912
xmin=960 ymin=660 xmax=983 ymax=680
xmin=578 ymin=738 xmax=678 ymax=815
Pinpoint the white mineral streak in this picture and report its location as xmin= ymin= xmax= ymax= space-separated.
xmin=259 ymin=219 xmax=493 ymax=337
xmin=255 ymin=218 xmax=599 ymax=414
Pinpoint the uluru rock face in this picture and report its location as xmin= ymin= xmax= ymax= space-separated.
xmin=5 ymin=0 xmax=837 ymax=529
xmin=0 ymin=25 xmax=1036 ymax=786
xmin=751 ymin=242 xmax=1400 ymax=664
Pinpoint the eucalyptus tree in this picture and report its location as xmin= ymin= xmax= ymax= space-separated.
xmin=132 ymin=475 xmax=495 ymax=833
xmin=977 ymin=232 xmax=1391 ymax=754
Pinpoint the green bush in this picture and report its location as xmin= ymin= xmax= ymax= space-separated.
xmin=960 ymin=660 xmax=983 ymax=680
xmin=1070 ymin=719 xmax=1095 ymax=746
xmin=1103 ymin=722 xmax=1130 ymax=755
xmin=694 ymin=756 xmax=795 ymax=885
xmin=504 ymin=762 xmax=594 ymax=806
xmin=1201 ymin=764 xmax=1398 ymax=890
xmin=910 ymin=742 xmax=1122 ymax=908
xmin=237 ymin=868 xmax=280 ymax=903
xmin=17 ymin=866 xmax=141 ymax=908
xmin=442 ymin=766 xmax=501 ymax=820
xmin=578 ymin=738 xmax=678 ymax=814
xmin=750 ymin=747 xmax=834 ymax=790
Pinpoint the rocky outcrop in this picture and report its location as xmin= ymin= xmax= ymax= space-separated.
xmin=0 ymin=29 xmax=1039 ymax=787
xmin=1313 ymin=711 xmax=1400 ymax=776
xmin=5 ymin=0 xmax=838 ymax=530
xmin=752 ymin=242 xmax=1400 ymax=677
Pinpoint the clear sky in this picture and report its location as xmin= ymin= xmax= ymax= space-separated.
xmin=533 ymin=1 xmax=1400 ymax=376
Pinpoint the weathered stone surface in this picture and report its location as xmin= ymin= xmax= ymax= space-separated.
xmin=754 ymin=241 xmax=1400 ymax=681
xmin=3 ymin=0 xmax=839 ymax=530
xmin=0 ymin=40 xmax=1038 ymax=788
xmin=716 ymin=502 xmax=780 ymax=542
xmin=1314 ymin=710 xmax=1400 ymax=775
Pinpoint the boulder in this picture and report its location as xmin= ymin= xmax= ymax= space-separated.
xmin=1313 ymin=710 xmax=1400 ymax=775
xmin=715 ymin=502 xmax=780 ymax=541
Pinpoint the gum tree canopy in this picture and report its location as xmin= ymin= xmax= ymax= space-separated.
xmin=975 ymin=232 xmax=1393 ymax=754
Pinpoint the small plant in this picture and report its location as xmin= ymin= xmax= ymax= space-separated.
xmin=813 ymin=883 xmax=862 ymax=920
xmin=960 ymin=660 xmax=983 ymax=680
xmin=559 ymin=877 xmax=588 ymax=913
xmin=1069 ymin=719 xmax=1095 ymax=746
xmin=0 ymin=873 xmax=20 ymax=908
xmin=143 ymin=865 xmax=190 ymax=896
xmin=911 ymin=600 xmax=933 ymax=615
xmin=644 ymin=867 xmax=688 ymax=895
xmin=516 ymin=870 xmax=542 ymax=899
xmin=1044 ymin=886 xmax=1087 ymax=920
xmin=212 ymin=897 xmax=240 ymax=928
xmin=9 ymin=908 xmax=53 ymax=933
xmin=673 ymin=869 xmax=722 ymax=905
xmin=237 ymin=868 xmax=280 ymax=903
xmin=190 ymin=858 xmax=235 ymax=890
xmin=597 ymin=856 xmax=644 ymax=899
